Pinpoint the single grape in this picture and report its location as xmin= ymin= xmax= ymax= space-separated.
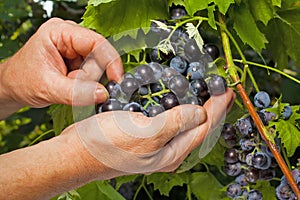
xmin=160 ymin=92 xmax=179 ymax=110
xmin=224 ymin=162 xmax=242 ymax=176
xmin=169 ymin=74 xmax=189 ymax=98
xmin=120 ymin=77 xmax=139 ymax=96
xmin=235 ymin=174 xmax=248 ymax=186
xmin=260 ymin=109 xmax=276 ymax=122
xmin=221 ymin=123 xmax=238 ymax=147
xmin=203 ymin=43 xmax=220 ymax=60
xmin=184 ymin=39 xmax=201 ymax=62
xmin=134 ymin=64 xmax=155 ymax=85
xmin=276 ymin=183 xmax=292 ymax=200
xmin=183 ymin=95 xmax=200 ymax=105
xmin=254 ymin=91 xmax=271 ymax=109
xmin=246 ymin=189 xmax=262 ymax=200
xmin=226 ymin=183 xmax=242 ymax=198
xmin=150 ymin=47 xmax=174 ymax=63
xmin=105 ymin=80 xmax=122 ymax=98
xmin=170 ymin=6 xmax=187 ymax=19
xmin=240 ymin=138 xmax=256 ymax=151
xmin=236 ymin=116 xmax=253 ymax=136
xmin=189 ymin=79 xmax=208 ymax=98
xmin=170 ymin=56 xmax=188 ymax=74
xmin=252 ymin=152 xmax=271 ymax=170
xmin=282 ymin=105 xmax=292 ymax=119
xmin=161 ymin=67 xmax=180 ymax=87
xmin=148 ymin=105 xmax=165 ymax=117
xmin=148 ymin=62 xmax=164 ymax=81
xmin=101 ymin=99 xmax=123 ymax=112
xmin=138 ymin=86 xmax=149 ymax=96
xmin=207 ymin=75 xmax=227 ymax=96
xmin=259 ymin=168 xmax=276 ymax=181
xmin=123 ymin=102 xmax=143 ymax=112
xmin=224 ymin=148 xmax=239 ymax=164
xmin=187 ymin=61 xmax=206 ymax=80
xmin=150 ymin=82 xmax=163 ymax=93
xmin=245 ymin=168 xmax=259 ymax=183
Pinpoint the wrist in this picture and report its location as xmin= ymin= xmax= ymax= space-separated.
xmin=0 ymin=60 xmax=23 ymax=119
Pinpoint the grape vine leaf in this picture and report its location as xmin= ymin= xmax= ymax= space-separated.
xmin=82 ymin=0 xmax=168 ymax=38
xmin=146 ymin=172 xmax=188 ymax=196
xmin=230 ymin=3 xmax=268 ymax=53
xmin=88 ymin=0 xmax=115 ymax=6
xmin=190 ymin=172 xmax=223 ymax=200
xmin=183 ymin=0 xmax=212 ymax=16
xmin=48 ymin=104 xmax=74 ymax=135
xmin=168 ymin=0 xmax=185 ymax=7
xmin=207 ymin=5 xmax=217 ymax=30
xmin=272 ymin=0 xmax=282 ymax=7
xmin=252 ymin=180 xmax=277 ymax=200
xmin=248 ymin=0 xmax=275 ymax=26
xmin=186 ymin=22 xmax=204 ymax=53
xmin=114 ymin=174 xmax=139 ymax=190
xmin=265 ymin=7 xmax=300 ymax=70
xmin=213 ymin=0 xmax=235 ymax=14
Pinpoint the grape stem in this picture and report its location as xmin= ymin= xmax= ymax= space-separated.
xmin=218 ymin=13 xmax=300 ymax=198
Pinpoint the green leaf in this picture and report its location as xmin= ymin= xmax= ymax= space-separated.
xmin=96 ymin=181 xmax=125 ymax=200
xmin=214 ymin=0 xmax=235 ymax=14
xmin=176 ymin=147 xmax=202 ymax=173
xmin=190 ymin=172 xmax=223 ymax=200
xmin=48 ymin=104 xmax=74 ymax=135
xmin=252 ymin=180 xmax=277 ymax=200
xmin=231 ymin=3 xmax=268 ymax=53
xmin=115 ymin=175 xmax=139 ymax=190
xmin=147 ymin=172 xmax=188 ymax=196
xmin=88 ymin=0 xmax=116 ymax=6
xmin=168 ymin=0 xmax=185 ymax=7
xmin=200 ymin=141 xmax=227 ymax=171
xmin=272 ymin=0 xmax=282 ymax=7
xmin=184 ymin=0 xmax=213 ymax=16
xmin=207 ymin=5 xmax=217 ymax=30
xmin=185 ymin=22 xmax=204 ymax=53
xmin=248 ymin=0 xmax=275 ymax=25
xmin=76 ymin=181 xmax=109 ymax=199
xmin=82 ymin=0 xmax=168 ymax=38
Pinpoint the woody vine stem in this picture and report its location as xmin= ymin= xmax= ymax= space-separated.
xmin=217 ymin=13 xmax=300 ymax=198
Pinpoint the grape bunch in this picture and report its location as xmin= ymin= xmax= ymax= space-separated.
xmin=221 ymin=91 xmax=280 ymax=199
xmin=96 ymin=6 xmax=226 ymax=117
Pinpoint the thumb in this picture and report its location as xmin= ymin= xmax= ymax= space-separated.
xmin=51 ymin=75 xmax=109 ymax=106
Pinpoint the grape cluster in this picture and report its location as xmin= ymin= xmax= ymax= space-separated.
xmin=96 ymin=6 xmax=226 ymax=117
xmin=276 ymin=169 xmax=300 ymax=200
xmin=221 ymin=91 xmax=280 ymax=199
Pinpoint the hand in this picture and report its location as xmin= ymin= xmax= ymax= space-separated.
xmin=0 ymin=18 xmax=123 ymax=114
xmin=65 ymin=88 xmax=235 ymax=179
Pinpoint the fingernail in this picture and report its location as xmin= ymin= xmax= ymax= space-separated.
xmin=95 ymin=87 xmax=109 ymax=103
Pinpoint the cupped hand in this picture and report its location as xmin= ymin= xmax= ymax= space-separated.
xmin=0 ymin=18 xmax=123 ymax=109
xmin=64 ymin=88 xmax=235 ymax=179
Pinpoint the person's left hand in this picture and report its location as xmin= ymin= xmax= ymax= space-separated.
xmin=0 ymin=18 xmax=123 ymax=111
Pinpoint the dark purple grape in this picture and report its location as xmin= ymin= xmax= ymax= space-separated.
xmin=170 ymin=56 xmax=188 ymax=74
xmin=259 ymin=168 xmax=276 ymax=181
xmin=254 ymin=91 xmax=271 ymax=109
xmin=224 ymin=148 xmax=239 ymax=164
xmin=170 ymin=6 xmax=187 ymax=19
xmin=221 ymin=123 xmax=238 ymax=147
xmin=260 ymin=109 xmax=276 ymax=122
xmin=245 ymin=168 xmax=259 ymax=183
xmin=189 ymin=79 xmax=208 ymax=98
xmin=148 ymin=62 xmax=164 ymax=81
xmin=105 ymin=80 xmax=122 ymax=98
xmin=148 ymin=105 xmax=165 ymax=117
xmin=120 ymin=77 xmax=139 ymax=96
xmin=276 ymin=183 xmax=292 ymax=200
xmin=246 ymin=189 xmax=262 ymax=200
xmin=134 ymin=64 xmax=155 ymax=85
xmin=123 ymin=102 xmax=143 ymax=112
xmin=224 ymin=162 xmax=242 ymax=176
xmin=240 ymin=138 xmax=256 ymax=151
xmin=160 ymin=92 xmax=179 ymax=110
xmin=161 ymin=67 xmax=180 ymax=86
xmin=150 ymin=47 xmax=174 ymax=63
xmin=187 ymin=61 xmax=206 ymax=80
xmin=184 ymin=96 xmax=200 ymax=105
xmin=236 ymin=116 xmax=253 ymax=136
xmin=184 ymin=39 xmax=201 ymax=62
xmin=252 ymin=152 xmax=271 ymax=170
xmin=207 ymin=75 xmax=227 ymax=96
xmin=150 ymin=82 xmax=163 ymax=93
xmin=101 ymin=99 xmax=123 ymax=112
xmin=235 ymin=174 xmax=248 ymax=186
xmin=138 ymin=86 xmax=149 ymax=96
xmin=226 ymin=183 xmax=242 ymax=198
xmin=169 ymin=74 xmax=189 ymax=98
xmin=203 ymin=43 xmax=220 ymax=60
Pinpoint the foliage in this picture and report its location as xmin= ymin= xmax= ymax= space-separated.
xmin=1 ymin=0 xmax=300 ymax=199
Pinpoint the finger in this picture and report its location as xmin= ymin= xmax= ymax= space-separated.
xmin=47 ymin=74 xmax=109 ymax=106
xmin=99 ymin=104 xmax=207 ymax=154
xmin=44 ymin=18 xmax=124 ymax=82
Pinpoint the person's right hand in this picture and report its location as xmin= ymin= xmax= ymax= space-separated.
xmin=62 ymin=88 xmax=235 ymax=179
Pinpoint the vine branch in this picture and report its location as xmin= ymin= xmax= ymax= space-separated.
xmin=218 ymin=13 xmax=300 ymax=198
